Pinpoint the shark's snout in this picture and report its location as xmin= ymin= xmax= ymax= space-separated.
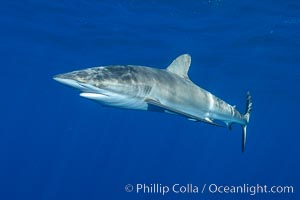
xmin=53 ymin=75 xmax=70 ymax=84
xmin=53 ymin=74 xmax=87 ymax=91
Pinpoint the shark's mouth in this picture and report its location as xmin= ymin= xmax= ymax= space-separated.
xmin=77 ymin=82 xmax=108 ymax=94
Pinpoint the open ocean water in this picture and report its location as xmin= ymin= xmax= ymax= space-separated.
xmin=0 ymin=0 xmax=299 ymax=199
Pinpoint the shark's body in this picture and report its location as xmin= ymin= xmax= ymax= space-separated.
xmin=54 ymin=54 xmax=252 ymax=151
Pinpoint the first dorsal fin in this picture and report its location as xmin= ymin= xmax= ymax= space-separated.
xmin=166 ymin=54 xmax=191 ymax=79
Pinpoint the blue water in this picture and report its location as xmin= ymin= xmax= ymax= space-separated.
xmin=1 ymin=0 xmax=299 ymax=199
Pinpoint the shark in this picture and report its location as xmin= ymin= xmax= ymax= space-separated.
xmin=53 ymin=54 xmax=252 ymax=152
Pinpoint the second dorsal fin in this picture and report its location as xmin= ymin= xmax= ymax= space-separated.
xmin=166 ymin=54 xmax=191 ymax=79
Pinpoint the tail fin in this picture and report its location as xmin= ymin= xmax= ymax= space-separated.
xmin=242 ymin=92 xmax=252 ymax=152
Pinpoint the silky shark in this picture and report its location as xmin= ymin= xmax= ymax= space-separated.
xmin=53 ymin=54 xmax=252 ymax=151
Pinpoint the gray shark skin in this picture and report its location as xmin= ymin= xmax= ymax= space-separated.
xmin=53 ymin=54 xmax=252 ymax=152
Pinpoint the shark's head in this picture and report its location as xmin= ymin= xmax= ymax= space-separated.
xmin=54 ymin=67 xmax=106 ymax=93
xmin=53 ymin=66 xmax=148 ymax=109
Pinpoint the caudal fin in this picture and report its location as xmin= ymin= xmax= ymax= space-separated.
xmin=242 ymin=92 xmax=252 ymax=152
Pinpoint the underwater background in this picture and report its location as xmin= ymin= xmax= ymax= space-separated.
xmin=1 ymin=0 xmax=299 ymax=199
